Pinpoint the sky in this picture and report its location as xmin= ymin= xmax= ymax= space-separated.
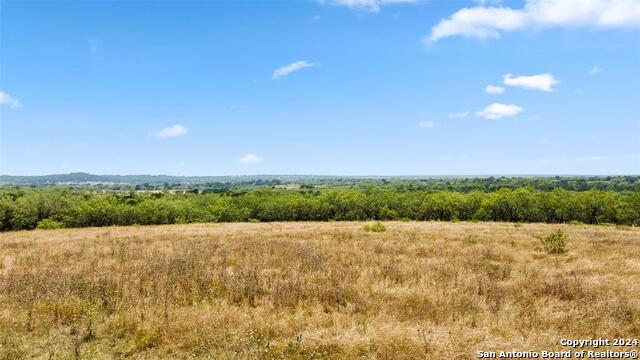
xmin=1 ymin=0 xmax=639 ymax=176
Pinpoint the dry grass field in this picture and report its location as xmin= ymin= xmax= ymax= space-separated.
xmin=0 ymin=222 xmax=638 ymax=359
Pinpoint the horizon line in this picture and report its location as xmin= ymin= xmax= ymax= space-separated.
xmin=1 ymin=172 xmax=638 ymax=178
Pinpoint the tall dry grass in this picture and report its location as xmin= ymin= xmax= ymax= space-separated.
xmin=0 ymin=222 xmax=638 ymax=359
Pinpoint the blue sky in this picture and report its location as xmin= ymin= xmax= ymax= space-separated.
xmin=1 ymin=0 xmax=639 ymax=176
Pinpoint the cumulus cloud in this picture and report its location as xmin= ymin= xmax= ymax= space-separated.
xmin=272 ymin=61 xmax=315 ymax=79
xmin=154 ymin=125 xmax=188 ymax=138
xmin=448 ymin=111 xmax=469 ymax=118
xmin=485 ymin=85 xmax=505 ymax=94
xmin=239 ymin=153 xmax=262 ymax=164
xmin=318 ymin=0 xmax=418 ymax=12
xmin=588 ymin=67 xmax=604 ymax=75
xmin=476 ymin=103 xmax=523 ymax=119
xmin=0 ymin=91 xmax=22 ymax=108
xmin=427 ymin=0 xmax=640 ymax=43
xmin=418 ymin=120 xmax=436 ymax=128
xmin=503 ymin=73 xmax=559 ymax=92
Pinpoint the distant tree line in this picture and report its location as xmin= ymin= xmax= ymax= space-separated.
xmin=107 ymin=175 xmax=640 ymax=192
xmin=1 ymin=186 xmax=638 ymax=231
xmin=2 ymin=174 xmax=638 ymax=192
xmin=395 ymin=176 xmax=639 ymax=193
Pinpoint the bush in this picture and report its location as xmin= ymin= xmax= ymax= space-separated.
xmin=364 ymin=221 xmax=386 ymax=232
xmin=36 ymin=219 xmax=63 ymax=230
xmin=538 ymin=229 xmax=567 ymax=254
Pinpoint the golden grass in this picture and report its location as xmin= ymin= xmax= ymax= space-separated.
xmin=0 ymin=222 xmax=638 ymax=359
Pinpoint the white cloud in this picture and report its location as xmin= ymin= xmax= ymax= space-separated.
xmin=503 ymin=73 xmax=559 ymax=92
xmin=578 ymin=155 xmax=608 ymax=162
xmin=239 ymin=153 xmax=262 ymax=164
xmin=476 ymin=102 xmax=523 ymax=119
xmin=427 ymin=6 xmax=528 ymax=43
xmin=272 ymin=61 xmax=315 ymax=79
xmin=0 ymin=91 xmax=22 ymax=108
xmin=448 ymin=111 xmax=469 ymax=118
xmin=154 ymin=125 xmax=188 ymax=138
xmin=485 ymin=85 xmax=505 ymax=94
xmin=318 ymin=0 xmax=418 ymax=12
xmin=418 ymin=120 xmax=436 ymax=128
xmin=588 ymin=67 xmax=604 ymax=75
xmin=427 ymin=0 xmax=640 ymax=43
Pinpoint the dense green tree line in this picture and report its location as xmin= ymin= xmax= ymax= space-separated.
xmin=2 ymin=174 xmax=638 ymax=192
xmin=0 ymin=186 xmax=638 ymax=231
xmin=395 ymin=176 xmax=639 ymax=193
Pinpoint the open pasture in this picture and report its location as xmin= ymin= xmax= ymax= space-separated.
xmin=0 ymin=222 xmax=638 ymax=359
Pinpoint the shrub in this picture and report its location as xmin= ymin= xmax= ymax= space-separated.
xmin=538 ymin=229 xmax=567 ymax=254
xmin=36 ymin=219 xmax=63 ymax=229
xmin=379 ymin=207 xmax=398 ymax=220
xmin=364 ymin=221 xmax=386 ymax=232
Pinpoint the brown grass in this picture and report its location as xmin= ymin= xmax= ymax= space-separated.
xmin=0 ymin=222 xmax=638 ymax=359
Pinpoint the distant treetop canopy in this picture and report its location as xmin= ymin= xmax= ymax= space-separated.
xmin=0 ymin=174 xmax=638 ymax=193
